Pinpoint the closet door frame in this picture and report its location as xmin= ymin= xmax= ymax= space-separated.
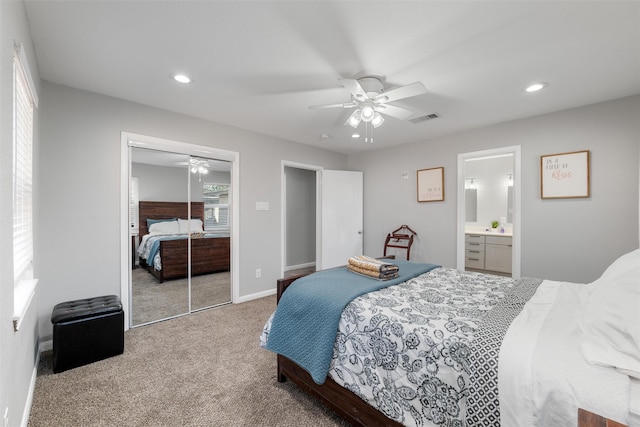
xmin=119 ymin=132 xmax=240 ymax=330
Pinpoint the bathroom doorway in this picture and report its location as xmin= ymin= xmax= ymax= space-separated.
xmin=456 ymin=146 xmax=521 ymax=278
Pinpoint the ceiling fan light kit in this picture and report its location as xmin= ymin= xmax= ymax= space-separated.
xmin=360 ymin=103 xmax=375 ymax=122
xmin=310 ymin=76 xmax=427 ymax=142
xmin=346 ymin=109 xmax=362 ymax=128
xmin=371 ymin=112 xmax=384 ymax=128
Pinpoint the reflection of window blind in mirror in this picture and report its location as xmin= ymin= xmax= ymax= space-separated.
xmin=130 ymin=177 xmax=139 ymax=231
xmin=202 ymin=183 xmax=230 ymax=230
xmin=465 ymin=188 xmax=477 ymax=222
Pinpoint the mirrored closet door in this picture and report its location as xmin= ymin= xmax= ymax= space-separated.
xmin=189 ymin=156 xmax=231 ymax=312
xmin=130 ymin=148 xmax=231 ymax=326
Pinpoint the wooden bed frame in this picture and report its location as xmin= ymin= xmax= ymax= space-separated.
xmin=274 ymin=272 xmax=628 ymax=427
xmin=138 ymin=201 xmax=230 ymax=283
xmin=275 ymin=271 xmax=404 ymax=427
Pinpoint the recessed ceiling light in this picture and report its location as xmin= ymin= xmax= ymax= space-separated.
xmin=173 ymin=74 xmax=191 ymax=84
xmin=351 ymin=133 xmax=361 ymax=139
xmin=525 ymin=82 xmax=547 ymax=93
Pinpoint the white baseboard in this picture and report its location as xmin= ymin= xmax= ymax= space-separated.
xmin=285 ymin=261 xmax=315 ymax=272
xmin=19 ymin=342 xmax=44 ymax=427
xmin=40 ymin=339 xmax=52 ymax=352
xmin=235 ymin=288 xmax=276 ymax=303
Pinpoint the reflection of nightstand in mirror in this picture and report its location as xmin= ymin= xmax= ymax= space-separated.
xmin=131 ymin=234 xmax=138 ymax=269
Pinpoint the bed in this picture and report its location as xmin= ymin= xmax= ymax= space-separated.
xmin=136 ymin=201 xmax=230 ymax=283
xmin=261 ymin=250 xmax=639 ymax=427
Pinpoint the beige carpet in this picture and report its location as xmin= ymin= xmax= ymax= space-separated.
xmin=29 ymin=296 xmax=349 ymax=427
xmin=131 ymin=268 xmax=231 ymax=325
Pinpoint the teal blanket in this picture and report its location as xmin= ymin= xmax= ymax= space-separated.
xmin=265 ymin=260 xmax=440 ymax=384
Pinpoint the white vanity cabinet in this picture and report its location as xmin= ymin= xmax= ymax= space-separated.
xmin=484 ymin=235 xmax=512 ymax=274
xmin=465 ymin=233 xmax=512 ymax=275
xmin=465 ymin=234 xmax=485 ymax=270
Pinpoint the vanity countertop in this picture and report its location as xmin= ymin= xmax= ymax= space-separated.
xmin=465 ymin=229 xmax=513 ymax=237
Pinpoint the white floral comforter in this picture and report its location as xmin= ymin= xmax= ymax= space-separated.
xmin=260 ymin=267 xmax=536 ymax=426
xmin=327 ymin=267 xmax=518 ymax=427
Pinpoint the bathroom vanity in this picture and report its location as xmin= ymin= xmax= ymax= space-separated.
xmin=465 ymin=231 xmax=512 ymax=275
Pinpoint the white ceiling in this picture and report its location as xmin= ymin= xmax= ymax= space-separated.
xmin=24 ymin=1 xmax=640 ymax=155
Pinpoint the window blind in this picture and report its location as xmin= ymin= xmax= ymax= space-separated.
xmin=13 ymin=47 xmax=36 ymax=282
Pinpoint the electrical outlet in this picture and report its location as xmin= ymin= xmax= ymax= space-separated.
xmin=4 ymin=407 xmax=9 ymax=427
xmin=255 ymin=268 xmax=261 ymax=278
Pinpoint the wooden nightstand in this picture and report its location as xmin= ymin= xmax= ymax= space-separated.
xmin=578 ymin=408 xmax=627 ymax=427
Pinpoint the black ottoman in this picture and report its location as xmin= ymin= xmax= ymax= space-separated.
xmin=51 ymin=295 xmax=124 ymax=373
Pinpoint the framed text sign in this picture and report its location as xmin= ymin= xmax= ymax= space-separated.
xmin=540 ymin=150 xmax=590 ymax=199
xmin=417 ymin=167 xmax=444 ymax=202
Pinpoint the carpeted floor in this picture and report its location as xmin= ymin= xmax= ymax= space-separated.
xmin=28 ymin=296 xmax=349 ymax=427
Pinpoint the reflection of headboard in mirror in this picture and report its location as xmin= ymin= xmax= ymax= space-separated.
xmin=138 ymin=201 xmax=204 ymax=237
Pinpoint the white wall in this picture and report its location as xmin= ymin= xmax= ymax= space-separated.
xmin=0 ymin=2 xmax=42 ymax=426
xmin=132 ymin=163 xmax=195 ymax=202
xmin=37 ymin=81 xmax=347 ymax=340
xmin=350 ymin=95 xmax=640 ymax=283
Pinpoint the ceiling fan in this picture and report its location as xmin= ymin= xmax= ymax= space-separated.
xmin=309 ymin=76 xmax=427 ymax=129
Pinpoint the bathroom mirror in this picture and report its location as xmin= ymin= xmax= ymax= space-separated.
xmin=464 ymin=155 xmax=513 ymax=229
xmin=465 ymin=186 xmax=477 ymax=222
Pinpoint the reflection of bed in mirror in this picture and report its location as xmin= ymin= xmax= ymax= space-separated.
xmin=137 ymin=201 xmax=230 ymax=283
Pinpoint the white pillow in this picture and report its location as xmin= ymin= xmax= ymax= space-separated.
xmin=148 ymin=220 xmax=180 ymax=234
xmin=588 ymin=248 xmax=640 ymax=292
xmin=580 ymin=249 xmax=640 ymax=378
xmin=178 ymin=218 xmax=203 ymax=234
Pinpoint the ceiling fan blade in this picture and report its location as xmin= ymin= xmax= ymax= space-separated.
xmin=376 ymin=104 xmax=414 ymax=120
xmin=338 ymin=79 xmax=369 ymax=101
xmin=309 ymin=102 xmax=358 ymax=110
xmin=374 ymin=81 xmax=427 ymax=103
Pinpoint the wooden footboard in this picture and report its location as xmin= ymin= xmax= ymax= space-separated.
xmin=275 ymin=261 xmax=402 ymax=427
xmin=150 ymin=236 xmax=230 ymax=282
xmin=277 ymin=354 xmax=403 ymax=427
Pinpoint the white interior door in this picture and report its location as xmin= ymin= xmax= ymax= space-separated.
xmin=320 ymin=170 xmax=363 ymax=269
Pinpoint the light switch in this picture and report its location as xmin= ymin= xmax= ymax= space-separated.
xmin=256 ymin=202 xmax=269 ymax=211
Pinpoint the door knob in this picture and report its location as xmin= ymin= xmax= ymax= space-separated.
xmin=357 ymin=230 xmax=363 ymax=235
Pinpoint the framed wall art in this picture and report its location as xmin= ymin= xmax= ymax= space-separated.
xmin=540 ymin=150 xmax=590 ymax=199
xmin=417 ymin=167 xmax=444 ymax=202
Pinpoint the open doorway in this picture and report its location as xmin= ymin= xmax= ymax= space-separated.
xmin=280 ymin=162 xmax=364 ymax=277
xmin=281 ymin=162 xmax=320 ymax=278
xmin=456 ymin=146 xmax=521 ymax=278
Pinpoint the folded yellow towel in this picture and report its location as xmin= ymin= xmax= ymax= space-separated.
xmin=347 ymin=264 xmax=399 ymax=280
xmin=348 ymin=255 xmax=399 ymax=274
